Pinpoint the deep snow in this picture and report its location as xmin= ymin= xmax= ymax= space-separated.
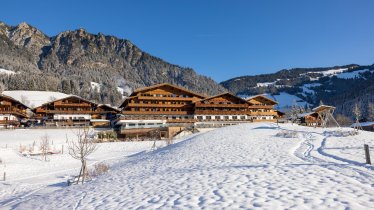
xmin=1 ymin=123 xmax=373 ymax=209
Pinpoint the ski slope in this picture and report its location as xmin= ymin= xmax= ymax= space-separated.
xmin=3 ymin=123 xmax=373 ymax=209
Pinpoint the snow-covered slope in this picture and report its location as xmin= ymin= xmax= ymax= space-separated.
xmin=10 ymin=123 xmax=374 ymax=209
xmin=336 ymin=69 xmax=370 ymax=79
xmin=271 ymin=92 xmax=310 ymax=109
xmin=2 ymin=91 xmax=69 ymax=108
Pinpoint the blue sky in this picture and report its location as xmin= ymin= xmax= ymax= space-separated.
xmin=1 ymin=0 xmax=374 ymax=82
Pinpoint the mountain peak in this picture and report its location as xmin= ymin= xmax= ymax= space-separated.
xmin=17 ymin=21 xmax=31 ymax=29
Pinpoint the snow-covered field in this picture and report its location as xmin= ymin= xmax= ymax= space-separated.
xmin=1 ymin=123 xmax=374 ymax=209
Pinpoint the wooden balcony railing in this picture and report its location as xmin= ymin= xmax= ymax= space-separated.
xmin=137 ymin=96 xmax=198 ymax=101
xmin=195 ymin=103 xmax=248 ymax=108
xmin=54 ymin=102 xmax=91 ymax=107
xmin=0 ymin=108 xmax=28 ymax=117
xmin=249 ymin=105 xmax=274 ymax=109
xmin=44 ymin=110 xmax=95 ymax=114
xmin=248 ymin=111 xmax=278 ymax=116
xmin=0 ymin=120 xmax=19 ymax=125
xmin=166 ymin=119 xmax=197 ymax=123
xmin=126 ymin=103 xmax=189 ymax=108
xmin=123 ymin=110 xmax=190 ymax=115
xmin=194 ymin=110 xmax=247 ymax=115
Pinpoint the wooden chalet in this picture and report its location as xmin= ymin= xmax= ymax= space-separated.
xmin=33 ymin=95 xmax=114 ymax=127
xmin=194 ymin=92 xmax=251 ymax=122
xmin=0 ymin=94 xmax=29 ymax=128
xmin=297 ymin=112 xmax=321 ymax=126
xmin=119 ymin=83 xmax=205 ymax=123
xmin=116 ymin=83 xmax=206 ymax=138
xmin=247 ymin=95 xmax=279 ymax=122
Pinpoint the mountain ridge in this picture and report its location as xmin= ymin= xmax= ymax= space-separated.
xmin=0 ymin=21 xmax=226 ymax=106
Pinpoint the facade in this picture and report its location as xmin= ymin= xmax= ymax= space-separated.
xmin=91 ymin=104 xmax=120 ymax=127
xmin=119 ymin=83 xmax=205 ymax=123
xmin=247 ymin=95 xmax=279 ymax=122
xmin=193 ymin=93 xmax=251 ymax=127
xmin=115 ymin=84 xmax=282 ymax=138
xmin=0 ymin=95 xmax=29 ymax=128
xmin=117 ymin=83 xmax=206 ymax=138
xmin=33 ymin=95 xmax=114 ymax=127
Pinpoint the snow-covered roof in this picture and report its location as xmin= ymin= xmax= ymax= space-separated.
xmin=297 ymin=112 xmax=316 ymax=118
xmin=312 ymin=105 xmax=335 ymax=112
xmin=2 ymin=91 xmax=69 ymax=108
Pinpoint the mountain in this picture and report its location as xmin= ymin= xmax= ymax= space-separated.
xmin=0 ymin=21 xmax=226 ymax=106
xmin=221 ymin=65 xmax=374 ymax=120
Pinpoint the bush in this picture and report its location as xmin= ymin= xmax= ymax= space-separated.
xmin=276 ymin=130 xmax=298 ymax=138
xmin=323 ymin=130 xmax=356 ymax=137
xmin=90 ymin=163 xmax=110 ymax=177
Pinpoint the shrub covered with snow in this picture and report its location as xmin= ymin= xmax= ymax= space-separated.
xmin=90 ymin=163 xmax=110 ymax=177
xmin=323 ymin=130 xmax=356 ymax=137
xmin=275 ymin=130 xmax=298 ymax=138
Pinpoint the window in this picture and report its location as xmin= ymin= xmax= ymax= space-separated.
xmin=206 ymin=116 xmax=212 ymax=120
xmin=232 ymin=116 xmax=237 ymax=120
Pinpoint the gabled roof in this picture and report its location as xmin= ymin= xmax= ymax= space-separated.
xmin=131 ymin=83 xmax=207 ymax=99
xmin=196 ymin=92 xmax=252 ymax=105
xmin=98 ymin=104 xmax=121 ymax=112
xmin=33 ymin=95 xmax=98 ymax=110
xmin=297 ymin=112 xmax=317 ymax=118
xmin=247 ymin=95 xmax=278 ymax=105
xmin=0 ymin=94 xmax=30 ymax=109
xmin=312 ymin=105 xmax=335 ymax=112
xmin=118 ymin=96 xmax=138 ymax=109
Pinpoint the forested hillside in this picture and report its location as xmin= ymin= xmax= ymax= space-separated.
xmin=0 ymin=22 xmax=225 ymax=106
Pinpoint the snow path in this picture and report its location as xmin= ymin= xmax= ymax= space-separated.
xmin=10 ymin=123 xmax=374 ymax=209
xmin=289 ymin=126 xmax=374 ymax=185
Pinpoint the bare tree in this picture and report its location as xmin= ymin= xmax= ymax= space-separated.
xmin=67 ymin=128 xmax=97 ymax=184
xmin=335 ymin=114 xmax=353 ymax=127
xmin=353 ymin=103 xmax=362 ymax=134
xmin=39 ymin=134 xmax=50 ymax=161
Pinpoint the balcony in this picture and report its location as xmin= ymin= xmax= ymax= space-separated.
xmin=195 ymin=103 xmax=248 ymax=108
xmin=0 ymin=120 xmax=20 ymax=125
xmin=138 ymin=96 xmax=198 ymax=101
xmin=54 ymin=102 xmax=91 ymax=107
xmin=0 ymin=108 xmax=28 ymax=117
xmin=127 ymin=103 xmax=189 ymax=108
xmin=248 ymin=111 xmax=278 ymax=116
xmin=249 ymin=105 xmax=274 ymax=109
xmin=123 ymin=111 xmax=190 ymax=115
xmin=44 ymin=110 xmax=95 ymax=114
xmin=194 ymin=110 xmax=247 ymax=115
